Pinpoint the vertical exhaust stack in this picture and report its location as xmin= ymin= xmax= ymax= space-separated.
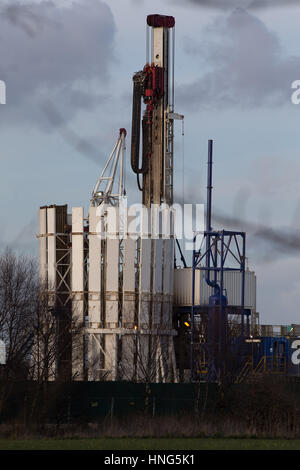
xmin=205 ymin=140 xmax=222 ymax=297
xmin=206 ymin=139 xmax=213 ymax=234
xmin=204 ymin=141 xmax=228 ymax=383
xmin=205 ymin=140 xmax=217 ymax=292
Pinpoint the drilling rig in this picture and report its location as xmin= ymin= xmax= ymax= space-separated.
xmin=131 ymin=14 xmax=183 ymax=208
xmin=38 ymin=15 xmax=181 ymax=382
xmin=37 ymin=14 xmax=258 ymax=384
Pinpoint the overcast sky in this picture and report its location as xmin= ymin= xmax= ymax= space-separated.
xmin=0 ymin=0 xmax=300 ymax=324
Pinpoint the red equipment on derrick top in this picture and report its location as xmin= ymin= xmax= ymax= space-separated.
xmin=143 ymin=64 xmax=164 ymax=125
xmin=147 ymin=14 xmax=175 ymax=28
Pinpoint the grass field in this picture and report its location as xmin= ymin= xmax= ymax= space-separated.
xmin=0 ymin=438 xmax=300 ymax=450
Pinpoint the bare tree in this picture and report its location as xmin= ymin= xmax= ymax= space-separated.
xmin=28 ymin=286 xmax=85 ymax=383
xmin=120 ymin=332 xmax=175 ymax=383
xmin=0 ymin=250 xmax=37 ymax=381
xmin=0 ymin=249 xmax=86 ymax=424
xmin=0 ymin=250 xmax=37 ymax=419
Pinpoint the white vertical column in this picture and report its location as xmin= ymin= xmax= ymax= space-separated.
xmin=152 ymin=205 xmax=163 ymax=327
xmin=38 ymin=207 xmax=47 ymax=285
xmin=105 ymin=206 xmax=119 ymax=327
xmin=47 ymin=206 xmax=56 ymax=299
xmin=122 ymin=209 xmax=136 ymax=328
xmin=88 ymin=207 xmax=102 ymax=326
xmin=46 ymin=207 xmax=57 ymax=379
xmin=163 ymin=208 xmax=174 ymax=327
xmin=121 ymin=209 xmax=137 ymax=380
xmin=36 ymin=207 xmax=56 ymax=380
xmin=137 ymin=208 xmax=152 ymax=381
xmin=152 ymin=238 xmax=163 ymax=327
xmin=138 ymin=208 xmax=151 ymax=329
xmin=71 ymin=207 xmax=84 ymax=380
xmin=105 ymin=334 xmax=117 ymax=381
xmin=88 ymin=206 xmax=102 ymax=380
xmin=104 ymin=206 xmax=119 ymax=380
xmin=35 ymin=208 xmax=47 ymax=381
xmin=163 ymin=208 xmax=176 ymax=381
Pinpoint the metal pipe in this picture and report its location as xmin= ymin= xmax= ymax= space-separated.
xmin=220 ymin=231 xmax=224 ymax=310
xmin=190 ymin=235 xmax=196 ymax=382
xmin=175 ymin=238 xmax=187 ymax=268
xmin=205 ymin=140 xmax=220 ymax=295
xmin=206 ymin=140 xmax=213 ymax=234
xmin=241 ymin=233 xmax=246 ymax=338
xmin=220 ymin=231 xmax=225 ymax=360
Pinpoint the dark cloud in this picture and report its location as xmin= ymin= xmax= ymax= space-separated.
xmin=0 ymin=0 xmax=116 ymax=126
xmin=40 ymin=100 xmax=137 ymax=198
xmin=213 ymin=210 xmax=300 ymax=263
xmin=177 ymin=9 xmax=300 ymax=110
xmin=1 ymin=2 xmax=58 ymax=37
xmin=40 ymin=100 xmax=109 ymax=165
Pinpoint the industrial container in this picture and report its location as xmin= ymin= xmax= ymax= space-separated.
xmin=173 ymin=267 xmax=256 ymax=311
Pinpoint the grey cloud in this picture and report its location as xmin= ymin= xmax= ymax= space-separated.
xmin=40 ymin=100 xmax=137 ymax=196
xmin=177 ymin=9 xmax=300 ymax=109
xmin=174 ymin=0 xmax=300 ymax=10
xmin=0 ymin=0 xmax=116 ymax=126
xmin=2 ymin=2 xmax=58 ymax=37
xmin=41 ymin=100 xmax=108 ymax=165
xmin=0 ymin=216 xmax=37 ymax=257
xmin=213 ymin=210 xmax=300 ymax=260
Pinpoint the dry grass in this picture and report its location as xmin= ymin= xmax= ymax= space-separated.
xmin=1 ymin=412 xmax=300 ymax=440
xmin=1 ymin=377 xmax=300 ymax=439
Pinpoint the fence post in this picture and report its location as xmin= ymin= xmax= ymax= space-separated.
xmin=152 ymin=397 xmax=156 ymax=417
xmin=24 ymin=395 xmax=27 ymax=427
xmin=110 ymin=397 xmax=115 ymax=426
xmin=67 ymin=395 xmax=71 ymax=425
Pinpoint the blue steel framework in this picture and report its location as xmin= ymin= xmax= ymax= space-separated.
xmin=189 ymin=140 xmax=247 ymax=382
xmin=190 ymin=230 xmax=247 ymax=382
